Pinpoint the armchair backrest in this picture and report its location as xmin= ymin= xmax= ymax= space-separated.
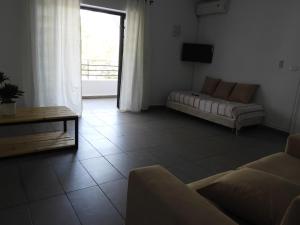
xmin=285 ymin=134 xmax=300 ymax=159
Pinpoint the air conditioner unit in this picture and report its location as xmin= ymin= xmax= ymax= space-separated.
xmin=196 ymin=0 xmax=229 ymax=16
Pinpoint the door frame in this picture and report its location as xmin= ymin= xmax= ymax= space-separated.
xmin=80 ymin=5 xmax=126 ymax=108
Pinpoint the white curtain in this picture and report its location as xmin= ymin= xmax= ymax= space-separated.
xmin=120 ymin=0 xmax=150 ymax=112
xmin=24 ymin=0 xmax=82 ymax=115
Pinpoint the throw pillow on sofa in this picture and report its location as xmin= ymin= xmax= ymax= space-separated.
xmin=201 ymin=76 xmax=221 ymax=95
xmin=212 ymin=81 xmax=236 ymax=100
xmin=228 ymin=83 xmax=259 ymax=103
xmin=197 ymin=168 xmax=300 ymax=225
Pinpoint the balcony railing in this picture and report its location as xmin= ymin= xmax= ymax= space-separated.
xmin=81 ymin=64 xmax=118 ymax=80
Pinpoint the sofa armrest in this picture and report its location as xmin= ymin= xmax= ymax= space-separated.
xmin=281 ymin=196 xmax=300 ymax=225
xmin=126 ymin=165 xmax=237 ymax=225
xmin=285 ymin=134 xmax=300 ymax=159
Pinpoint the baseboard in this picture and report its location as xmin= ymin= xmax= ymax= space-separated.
xmin=263 ymin=121 xmax=290 ymax=134
xmin=147 ymin=105 xmax=165 ymax=109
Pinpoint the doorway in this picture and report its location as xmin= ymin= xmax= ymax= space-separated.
xmin=80 ymin=6 xmax=125 ymax=108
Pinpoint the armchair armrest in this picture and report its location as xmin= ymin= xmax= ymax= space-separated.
xmin=285 ymin=134 xmax=300 ymax=159
xmin=281 ymin=196 xmax=300 ymax=225
xmin=126 ymin=165 xmax=237 ymax=225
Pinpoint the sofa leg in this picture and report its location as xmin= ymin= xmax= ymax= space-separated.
xmin=232 ymin=128 xmax=239 ymax=136
xmin=235 ymin=128 xmax=239 ymax=136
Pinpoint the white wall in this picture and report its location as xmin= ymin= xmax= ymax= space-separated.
xmin=82 ymin=80 xmax=118 ymax=97
xmin=193 ymin=0 xmax=300 ymax=132
xmin=149 ymin=0 xmax=198 ymax=105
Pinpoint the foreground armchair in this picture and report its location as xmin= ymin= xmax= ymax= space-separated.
xmin=126 ymin=135 xmax=300 ymax=225
xmin=126 ymin=165 xmax=237 ymax=225
xmin=285 ymin=134 xmax=300 ymax=159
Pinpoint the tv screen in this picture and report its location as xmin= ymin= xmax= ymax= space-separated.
xmin=181 ymin=43 xmax=214 ymax=63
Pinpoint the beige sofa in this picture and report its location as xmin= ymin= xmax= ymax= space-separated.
xmin=126 ymin=134 xmax=300 ymax=225
xmin=167 ymin=91 xmax=265 ymax=134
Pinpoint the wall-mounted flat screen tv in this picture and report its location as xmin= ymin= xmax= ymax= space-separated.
xmin=181 ymin=43 xmax=214 ymax=63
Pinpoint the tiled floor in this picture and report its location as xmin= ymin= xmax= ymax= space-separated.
xmin=0 ymin=98 xmax=287 ymax=225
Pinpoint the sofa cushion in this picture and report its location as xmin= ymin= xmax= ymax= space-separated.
xmin=188 ymin=171 xmax=231 ymax=191
xmin=228 ymin=83 xmax=259 ymax=103
xmin=201 ymin=77 xmax=221 ymax=95
xmin=281 ymin=196 xmax=300 ymax=225
xmin=198 ymin=168 xmax=300 ymax=225
xmin=243 ymin=153 xmax=300 ymax=185
xmin=212 ymin=81 xmax=236 ymax=100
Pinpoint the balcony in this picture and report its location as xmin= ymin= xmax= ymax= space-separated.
xmin=81 ymin=63 xmax=118 ymax=98
xmin=80 ymin=8 xmax=121 ymax=99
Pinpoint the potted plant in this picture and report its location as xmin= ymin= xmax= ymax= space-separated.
xmin=0 ymin=72 xmax=24 ymax=116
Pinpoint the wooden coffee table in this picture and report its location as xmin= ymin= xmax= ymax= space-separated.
xmin=0 ymin=106 xmax=78 ymax=158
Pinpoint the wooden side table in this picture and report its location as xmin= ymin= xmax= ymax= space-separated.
xmin=0 ymin=106 xmax=78 ymax=158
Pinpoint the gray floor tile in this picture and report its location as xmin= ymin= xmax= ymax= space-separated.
xmin=0 ymin=157 xmax=20 ymax=169
xmin=54 ymin=162 xmax=96 ymax=192
xmin=149 ymin=148 xmax=189 ymax=168
xmin=44 ymin=151 xmax=79 ymax=166
xmin=87 ymin=138 xmax=123 ymax=156
xmin=78 ymin=138 xmax=100 ymax=151
xmin=0 ymin=166 xmax=27 ymax=209
xmin=20 ymin=164 xmax=63 ymax=201
xmin=95 ymin=125 xmax=124 ymax=140
xmin=79 ymin=126 xmax=99 ymax=135
xmin=80 ymin=132 xmax=106 ymax=143
xmin=108 ymin=135 xmax=163 ymax=152
xmin=68 ymin=186 xmax=123 ymax=225
xmin=74 ymin=149 xmax=102 ymax=161
xmin=81 ymin=157 xmax=123 ymax=184
xmin=19 ymin=150 xmax=79 ymax=168
xmin=196 ymin=154 xmax=244 ymax=175
xmin=105 ymin=152 xmax=157 ymax=177
xmin=29 ymin=195 xmax=80 ymax=225
xmin=100 ymin=179 xmax=128 ymax=218
xmin=0 ymin=205 xmax=32 ymax=225
xmin=166 ymin=163 xmax=214 ymax=183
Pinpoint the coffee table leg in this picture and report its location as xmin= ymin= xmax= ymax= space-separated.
xmin=75 ymin=117 xmax=79 ymax=150
xmin=64 ymin=121 xmax=67 ymax=132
